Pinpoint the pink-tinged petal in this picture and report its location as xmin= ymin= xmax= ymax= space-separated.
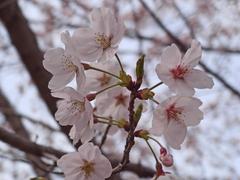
xmin=76 ymin=65 xmax=86 ymax=89
xmin=72 ymin=28 xmax=95 ymax=44
xmin=91 ymin=174 xmax=103 ymax=180
xmin=61 ymin=31 xmax=76 ymax=55
xmin=55 ymin=109 xmax=79 ymax=125
xmin=100 ymin=47 xmax=117 ymax=61
xmin=155 ymin=63 xmax=171 ymax=77
xmin=43 ymin=48 xmax=65 ymax=74
xmin=94 ymin=156 xmax=112 ymax=178
xmin=57 ymin=153 xmax=82 ymax=174
xmin=48 ymin=72 xmax=74 ymax=90
xmin=151 ymin=108 xmax=168 ymax=136
xmin=85 ymin=146 xmax=97 ymax=162
xmin=164 ymin=120 xmax=187 ymax=149
xmin=52 ymin=87 xmax=84 ymax=101
xmin=102 ymin=8 xmax=116 ymax=37
xmin=183 ymin=109 xmax=203 ymax=126
xmin=80 ymin=126 xmax=95 ymax=143
xmin=89 ymin=8 xmax=106 ymax=34
xmin=182 ymin=40 xmax=201 ymax=68
xmin=160 ymin=44 xmax=182 ymax=68
xmin=65 ymin=173 xmax=85 ymax=180
xmin=175 ymin=96 xmax=202 ymax=110
xmin=81 ymin=47 xmax=103 ymax=62
xmin=77 ymin=143 xmax=93 ymax=157
xmin=111 ymin=17 xmax=125 ymax=45
xmin=185 ymin=69 xmax=214 ymax=89
xmin=71 ymin=124 xmax=94 ymax=144
xmin=174 ymin=80 xmax=195 ymax=96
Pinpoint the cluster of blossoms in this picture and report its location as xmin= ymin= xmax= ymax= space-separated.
xmin=43 ymin=7 xmax=213 ymax=180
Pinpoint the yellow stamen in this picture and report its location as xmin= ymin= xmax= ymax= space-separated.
xmin=95 ymin=34 xmax=111 ymax=49
xmin=80 ymin=160 xmax=95 ymax=177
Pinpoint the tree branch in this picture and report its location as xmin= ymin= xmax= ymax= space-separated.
xmin=139 ymin=0 xmax=240 ymax=99
xmin=0 ymin=89 xmax=53 ymax=177
xmin=0 ymin=0 xmax=73 ymax=143
xmin=0 ymin=126 xmax=65 ymax=159
xmin=0 ymin=125 xmax=155 ymax=177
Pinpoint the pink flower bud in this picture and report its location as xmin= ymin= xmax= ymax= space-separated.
xmin=160 ymin=147 xmax=167 ymax=156
xmin=160 ymin=153 xmax=174 ymax=167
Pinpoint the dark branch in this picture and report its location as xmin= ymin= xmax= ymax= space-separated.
xmin=0 ymin=0 xmax=73 ymax=143
xmin=139 ymin=0 xmax=240 ymax=99
xmin=0 ymin=126 xmax=65 ymax=159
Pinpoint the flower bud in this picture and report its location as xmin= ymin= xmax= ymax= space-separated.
xmin=82 ymin=63 xmax=91 ymax=70
xmin=137 ymin=88 xmax=155 ymax=100
xmin=118 ymin=119 xmax=130 ymax=131
xmin=86 ymin=93 xmax=96 ymax=101
xmin=134 ymin=129 xmax=149 ymax=140
xmin=160 ymin=149 xmax=174 ymax=167
xmin=119 ymin=70 xmax=133 ymax=89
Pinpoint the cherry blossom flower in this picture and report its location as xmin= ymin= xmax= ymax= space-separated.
xmin=57 ymin=142 xmax=112 ymax=180
xmin=155 ymin=40 xmax=214 ymax=96
xmin=43 ymin=31 xmax=85 ymax=90
xmin=85 ymin=61 xmax=119 ymax=92
xmin=69 ymin=124 xmax=95 ymax=144
xmin=52 ymin=87 xmax=94 ymax=142
xmin=151 ymin=96 xmax=203 ymax=149
xmin=96 ymin=87 xmax=146 ymax=121
xmin=95 ymin=87 xmax=129 ymax=120
xmin=71 ymin=7 xmax=125 ymax=62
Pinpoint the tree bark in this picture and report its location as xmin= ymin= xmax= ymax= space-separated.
xmin=0 ymin=0 xmax=72 ymax=142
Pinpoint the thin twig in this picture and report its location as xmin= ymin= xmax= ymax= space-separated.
xmin=139 ymin=0 xmax=240 ymax=99
xmin=99 ymin=124 xmax=111 ymax=149
xmin=115 ymin=53 xmax=124 ymax=72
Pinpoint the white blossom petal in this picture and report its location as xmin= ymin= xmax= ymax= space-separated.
xmin=174 ymin=80 xmax=195 ymax=96
xmin=48 ymin=72 xmax=74 ymax=90
xmin=182 ymin=40 xmax=201 ymax=68
xmin=151 ymin=108 xmax=168 ymax=136
xmin=185 ymin=69 xmax=214 ymax=89
xmin=164 ymin=120 xmax=187 ymax=149
xmin=160 ymin=44 xmax=181 ymax=68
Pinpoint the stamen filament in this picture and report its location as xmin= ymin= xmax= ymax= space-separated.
xmin=149 ymin=97 xmax=160 ymax=105
xmin=149 ymin=82 xmax=163 ymax=90
xmin=88 ymin=66 xmax=120 ymax=79
xmin=95 ymin=83 xmax=120 ymax=96
xmin=115 ymin=53 xmax=124 ymax=72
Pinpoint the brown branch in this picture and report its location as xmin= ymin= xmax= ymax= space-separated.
xmin=112 ymin=92 xmax=137 ymax=174
xmin=139 ymin=0 xmax=240 ymax=99
xmin=0 ymin=126 xmax=65 ymax=159
xmin=171 ymin=0 xmax=195 ymax=38
xmin=0 ymin=89 xmax=53 ymax=177
xmin=0 ymin=125 xmax=155 ymax=177
xmin=99 ymin=124 xmax=111 ymax=149
xmin=0 ymin=0 xmax=73 ymax=143
xmin=127 ymin=31 xmax=240 ymax=54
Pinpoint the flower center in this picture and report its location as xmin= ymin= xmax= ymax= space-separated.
xmin=71 ymin=100 xmax=85 ymax=112
xmin=95 ymin=34 xmax=111 ymax=49
xmin=170 ymin=65 xmax=188 ymax=79
xmin=115 ymin=93 xmax=128 ymax=106
xmin=80 ymin=160 xmax=95 ymax=178
xmin=97 ymin=74 xmax=111 ymax=87
xmin=166 ymin=104 xmax=183 ymax=121
xmin=62 ymin=54 xmax=77 ymax=72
